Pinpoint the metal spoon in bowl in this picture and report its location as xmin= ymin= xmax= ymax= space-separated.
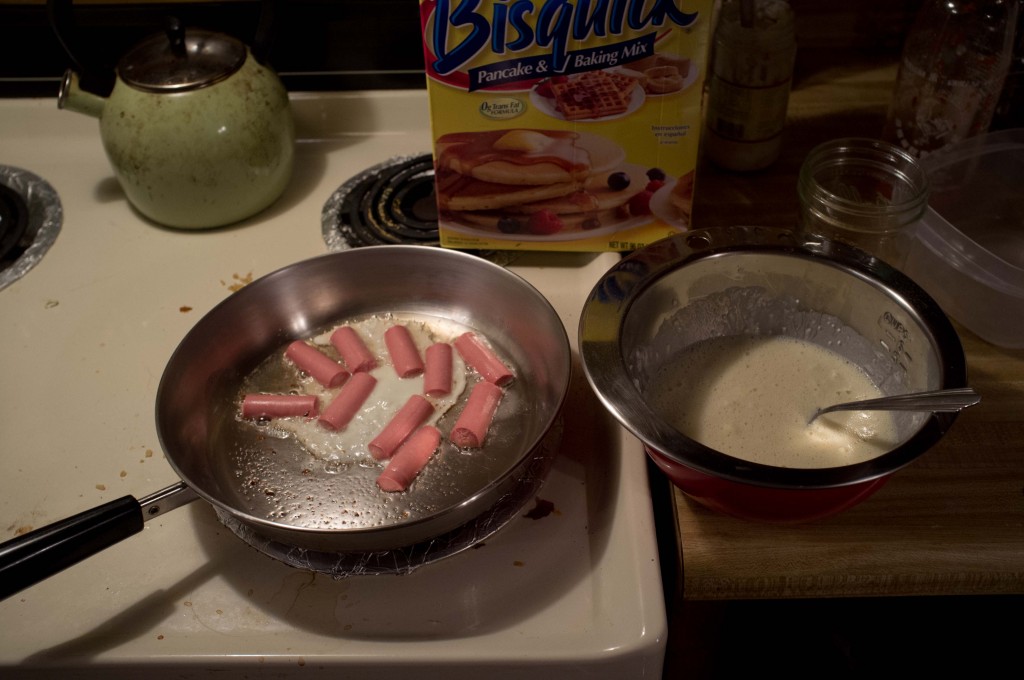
xmin=810 ymin=387 xmax=981 ymax=423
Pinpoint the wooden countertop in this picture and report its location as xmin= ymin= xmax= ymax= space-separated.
xmin=672 ymin=53 xmax=1024 ymax=601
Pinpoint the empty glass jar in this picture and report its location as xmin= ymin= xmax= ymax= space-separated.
xmin=797 ymin=138 xmax=930 ymax=268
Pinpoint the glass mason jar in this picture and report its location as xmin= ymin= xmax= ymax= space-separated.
xmin=797 ymin=138 xmax=930 ymax=269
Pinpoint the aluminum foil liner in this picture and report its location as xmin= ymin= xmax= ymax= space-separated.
xmin=0 ymin=165 xmax=62 ymax=292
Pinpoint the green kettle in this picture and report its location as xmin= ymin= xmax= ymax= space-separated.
xmin=50 ymin=0 xmax=295 ymax=229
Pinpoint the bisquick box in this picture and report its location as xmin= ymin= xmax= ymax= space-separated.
xmin=419 ymin=0 xmax=713 ymax=252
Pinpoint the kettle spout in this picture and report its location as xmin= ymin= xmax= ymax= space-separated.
xmin=57 ymin=70 xmax=106 ymax=119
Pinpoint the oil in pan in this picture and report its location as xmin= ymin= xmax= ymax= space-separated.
xmin=211 ymin=310 xmax=534 ymax=538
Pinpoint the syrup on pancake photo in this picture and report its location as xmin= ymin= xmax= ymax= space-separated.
xmin=434 ymin=129 xmax=674 ymax=240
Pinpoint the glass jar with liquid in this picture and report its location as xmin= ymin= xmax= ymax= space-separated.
xmin=883 ymin=0 xmax=1019 ymax=158
xmin=704 ymin=0 xmax=797 ymax=171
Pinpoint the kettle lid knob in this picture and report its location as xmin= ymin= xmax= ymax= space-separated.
xmin=118 ymin=21 xmax=247 ymax=93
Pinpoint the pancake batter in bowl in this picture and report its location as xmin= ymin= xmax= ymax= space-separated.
xmin=645 ymin=335 xmax=900 ymax=468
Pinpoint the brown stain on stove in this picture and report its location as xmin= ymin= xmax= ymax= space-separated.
xmin=9 ymin=507 xmax=53 ymax=536
xmin=523 ymin=497 xmax=557 ymax=519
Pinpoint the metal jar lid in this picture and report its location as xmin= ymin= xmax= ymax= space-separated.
xmin=117 ymin=22 xmax=247 ymax=93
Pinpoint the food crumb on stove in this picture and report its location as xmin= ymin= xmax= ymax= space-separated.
xmin=157 ymin=635 xmax=164 ymax=640
xmin=179 ymin=305 xmax=192 ymax=313
xmin=120 ymin=470 xmax=127 ymax=478
xmin=513 ymin=560 xmax=525 ymax=567
xmin=44 ymin=299 xmax=59 ymax=309
xmin=15 ymin=525 xmax=32 ymax=535
xmin=223 ymin=271 xmax=254 ymax=292
xmin=95 ymin=484 xmax=106 ymax=491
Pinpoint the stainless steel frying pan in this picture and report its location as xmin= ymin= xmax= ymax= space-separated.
xmin=0 ymin=246 xmax=571 ymax=599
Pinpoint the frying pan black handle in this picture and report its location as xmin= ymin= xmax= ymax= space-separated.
xmin=0 ymin=496 xmax=143 ymax=601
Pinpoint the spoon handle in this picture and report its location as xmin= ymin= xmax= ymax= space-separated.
xmin=815 ymin=387 xmax=981 ymax=418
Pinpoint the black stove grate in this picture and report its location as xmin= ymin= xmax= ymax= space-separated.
xmin=323 ymin=154 xmax=440 ymax=249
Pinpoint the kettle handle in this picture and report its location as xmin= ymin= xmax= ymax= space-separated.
xmin=46 ymin=0 xmax=280 ymax=94
xmin=252 ymin=0 xmax=278 ymax=66
xmin=46 ymin=0 xmax=115 ymax=96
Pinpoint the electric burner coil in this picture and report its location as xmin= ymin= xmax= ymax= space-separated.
xmin=322 ymin=154 xmax=439 ymax=249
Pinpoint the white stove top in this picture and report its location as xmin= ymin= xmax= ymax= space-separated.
xmin=0 ymin=91 xmax=666 ymax=678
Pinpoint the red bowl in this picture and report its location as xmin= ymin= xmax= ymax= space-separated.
xmin=645 ymin=445 xmax=890 ymax=523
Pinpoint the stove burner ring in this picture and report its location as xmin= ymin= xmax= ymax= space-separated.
xmin=0 ymin=182 xmax=29 ymax=263
xmin=322 ymin=154 xmax=439 ymax=249
xmin=0 ymin=166 xmax=62 ymax=292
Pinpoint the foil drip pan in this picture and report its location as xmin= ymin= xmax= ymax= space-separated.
xmin=0 ymin=166 xmax=62 ymax=292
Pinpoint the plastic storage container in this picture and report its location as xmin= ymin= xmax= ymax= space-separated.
xmin=903 ymin=128 xmax=1024 ymax=348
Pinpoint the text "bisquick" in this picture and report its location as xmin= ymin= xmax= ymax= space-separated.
xmin=428 ymin=0 xmax=700 ymax=77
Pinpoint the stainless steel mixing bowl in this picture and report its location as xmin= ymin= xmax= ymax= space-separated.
xmin=579 ymin=226 xmax=968 ymax=522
